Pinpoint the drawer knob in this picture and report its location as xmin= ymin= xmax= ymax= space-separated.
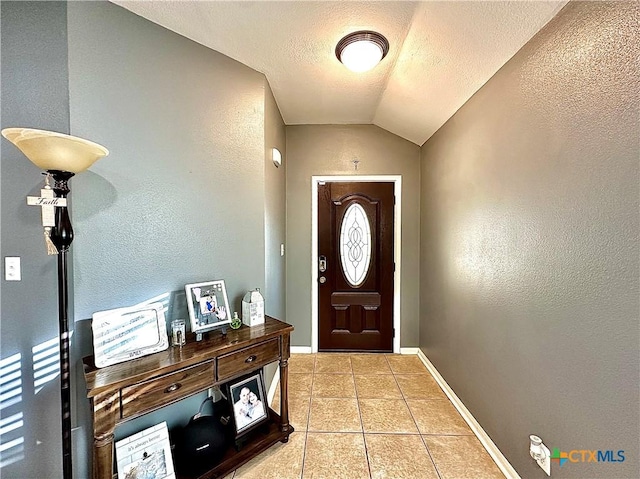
xmin=164 ymin=383 xmax=182 ymax=394
xmin=245 ymin=355 xmax=257 ymax=363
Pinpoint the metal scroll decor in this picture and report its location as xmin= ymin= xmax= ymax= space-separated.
xmin=339 ymin=202 xmax=372 ymax=287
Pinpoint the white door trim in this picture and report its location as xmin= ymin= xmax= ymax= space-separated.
xmin=311 ymin=175 xmax=402 ymax=353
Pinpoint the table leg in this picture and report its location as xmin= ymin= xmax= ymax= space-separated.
xmin=279 ymin=333 xmax=291 ymax=440
xmin=91 ymin=391 xmax=118 ymax=479
xmin=93 ymin=433 xmax=114 ymax=479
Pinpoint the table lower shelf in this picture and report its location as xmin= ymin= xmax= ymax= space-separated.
xmin=178 ymin=409 xmax=294 ymax=479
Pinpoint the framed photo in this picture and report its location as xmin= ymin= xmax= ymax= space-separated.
xmin=226 ymin=370 xmax=269 ymax=437
xmin=92 ymin=302 xmax=169 ymax=368
xmin=185 ymin=280 xmax=231 ymax=335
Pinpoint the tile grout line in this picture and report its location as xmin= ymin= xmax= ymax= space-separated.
xmin=416 ymin=352 xmax=512 ymax=478
xmin=420 ymin=434 xmax=444 ymax=479
xmin=297 ymin=353 xmax=475 ymax=479
xmin=351 ymin=355 xmax=373 ymax=479
xmin=387 ymin=355 xmax=423 ymax=437
xmin=244 ymin=353 xmax=502 ymax=479
xmin=390 ymin=355 xmax=444 ymax=479
xmin=299 ymin=355 xmax=316 ymax=479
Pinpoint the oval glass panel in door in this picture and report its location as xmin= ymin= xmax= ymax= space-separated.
xmin=339 ymin=202 xmax=372 ymax=287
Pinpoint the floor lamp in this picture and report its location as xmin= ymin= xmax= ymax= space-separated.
xmin=1 ymin=128 xmax=108 ymax=479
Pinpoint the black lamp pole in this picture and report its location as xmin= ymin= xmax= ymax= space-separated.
xmin=49 ymin=170 xmax=75 ymax=479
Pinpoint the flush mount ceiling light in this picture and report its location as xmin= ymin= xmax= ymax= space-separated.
xmin=336 ymin=30 xmax=389 ymax=73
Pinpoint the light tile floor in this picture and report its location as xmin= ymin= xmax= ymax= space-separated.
xmin=227 ymin=354 xmax=506 ymax=479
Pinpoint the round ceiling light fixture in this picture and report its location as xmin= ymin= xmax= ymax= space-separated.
xmin=335 ymin=30 xmax=389 ymax=73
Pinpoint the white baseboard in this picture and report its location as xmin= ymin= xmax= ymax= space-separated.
xmin=291 ymin=346 xmax=312 ymax=354
xmin=400 ymin=347 xmax=419 ymax=354
xmin=269 ymin=347 xmax=309 ymax=404
xmin=416 ymin=349 xmax=521 ymax=479
xmin=291 ymin=346 xmax=416 ymax=354
xmin=267 ymin=367 xmax=280 ymax=406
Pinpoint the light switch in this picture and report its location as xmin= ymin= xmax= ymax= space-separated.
xmin=5 ymin=257 xmax=21 ymax=281
xmin=280 ymin=244 xmax=285 ymax=257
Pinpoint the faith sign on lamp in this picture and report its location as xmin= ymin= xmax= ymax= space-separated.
xmin=2 ymin=127 xmax=108 ymax=479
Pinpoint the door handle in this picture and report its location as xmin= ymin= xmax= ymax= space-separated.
xmin=319 ymin=276 xmax=326 ymax=284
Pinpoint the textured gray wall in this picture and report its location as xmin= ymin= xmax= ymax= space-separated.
xmin=3 ymin=1 xmax=281 ymax=476
xmin=264 ymin=81 xmax=287 ymax=321
xmin=286 ymin=125 xmax=420 ymax=348
xmin=0 ymin=2 xmax=79 ymax=478
xmin=420 ymin=2 xmax=639 ymax=478
xmin=67 ymin=1 xmax=266 ymax=322
xmin=66 ymin=0 xmax=274 ymax=468
xmin=263 ymin=80 xmax=287 ymax=387
xmin=0 ymin=2 xmax=71 ymax=478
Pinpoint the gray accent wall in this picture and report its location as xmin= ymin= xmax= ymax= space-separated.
xmin=1 ymin=2 xmax=70 ymax=477
xmin=420 ymin=2 xmax=639 ymax=478
xmin=2 ymin=1 xmax=287 ymax=476
xmin=264 ymin=81 xmax=287 ymax=321
xmin=67 ymin=0 xmax=281 ymax=469
xmin=67 ymin=1 xmax=266 ymax=320
xmin=263 ymin=80 xmax=286 ymax=387
xmin=286 ymin=125 xmax=420 ymax=348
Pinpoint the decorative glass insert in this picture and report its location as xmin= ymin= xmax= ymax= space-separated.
xmin=339 ymin=203 xmax=372 ymax=287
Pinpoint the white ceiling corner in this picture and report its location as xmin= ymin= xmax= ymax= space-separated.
xmin=111 ymin=0 xmax=568 ymax=146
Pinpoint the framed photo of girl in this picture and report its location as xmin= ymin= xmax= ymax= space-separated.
xmin=226 ymin=370 xmax=269 ymax=438
xmin=184 ymin=280 xmax=231 ymax=337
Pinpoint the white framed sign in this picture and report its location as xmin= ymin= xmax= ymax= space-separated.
xmin=92 ymin=302 xmax=169 ymax=368
xmin=115 ymin=421 xmax=175 ymax=479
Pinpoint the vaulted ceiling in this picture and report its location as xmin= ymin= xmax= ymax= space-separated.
xmin=112 ymin=1 xmax=568 ymax=146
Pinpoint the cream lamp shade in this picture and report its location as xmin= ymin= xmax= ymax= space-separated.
xmin=1 ymin=128 xmax=109 ymax=173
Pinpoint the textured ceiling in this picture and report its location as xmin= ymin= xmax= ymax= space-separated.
xmin=112 ymin=1 xmax=568 ymax=146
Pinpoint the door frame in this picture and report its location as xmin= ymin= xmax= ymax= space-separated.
xmin=311 ymin=175 xmax=402 ymax=353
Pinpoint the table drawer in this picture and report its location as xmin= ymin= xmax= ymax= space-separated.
xmin=217 ymin=338 xmax=280 ymax=381
xmin=120 ymin=361 xmax=214 ymax=418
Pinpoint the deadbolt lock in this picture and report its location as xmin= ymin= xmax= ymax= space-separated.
xmin=319 ymin=255 xmax=327 ymax=273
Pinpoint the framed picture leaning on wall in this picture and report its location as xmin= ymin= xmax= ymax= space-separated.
xmin=92 ymin=302 xmax=169 ymax=368
xmin=115 ymin=422 xmax=175 ymax=479
xmin=185 ymin=280 xmax=232 ymax=337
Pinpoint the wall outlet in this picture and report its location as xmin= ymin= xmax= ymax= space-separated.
xmin=207 ymin=386 xmax=225 ymax=402
xmin=5 ymin=257 xmax=21 ymax=281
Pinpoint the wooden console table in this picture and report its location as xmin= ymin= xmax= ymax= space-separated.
xmin=83 ymin=316 xmax=294 ymax=479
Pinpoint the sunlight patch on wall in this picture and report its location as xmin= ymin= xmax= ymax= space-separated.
xmin=0 ymin=353 xmax=24 ymax=467
xmin=132 ymin=292 xmax=171 ymax=310
xmin=31 ymin=333 xmax=77 ymax=394
xmin=0 ymin=437 xmax=24 ymax=468
xmin=32 ymin=337 xmax=60 ymax=394
xmin=0 ymin=354 xmax=22 ymax=409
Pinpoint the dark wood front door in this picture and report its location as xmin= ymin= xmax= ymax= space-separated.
xmin=318 ymin=182 xmax=394 ymax=352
